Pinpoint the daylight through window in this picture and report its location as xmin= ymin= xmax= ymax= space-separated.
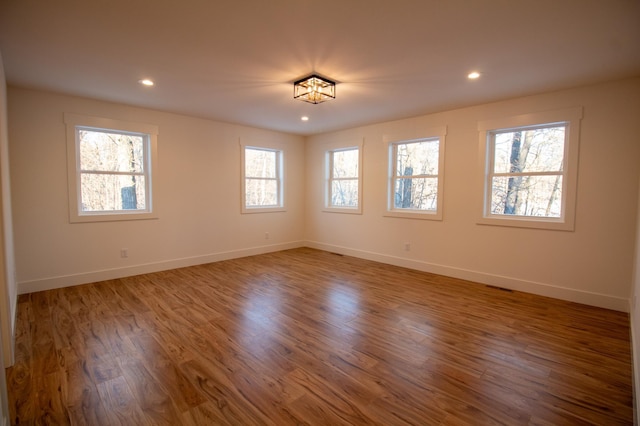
xmin=478 ymin=107 xmax=582 ymax=230
xmin=65 ymin=113 xmax=158 ymax=223
xmin=487 ymin=124 xmax=566 ymax=218
xmin=328 ymin=147 xmax=360 ymax=209
xmin=243 ymin=146 xmax=283 ymax=210
xmin=388 ymin=137 xmax=443 ymax=219
xmin=78 ymin=128 xmax=149 ymax=212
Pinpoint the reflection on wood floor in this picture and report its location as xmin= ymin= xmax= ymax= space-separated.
xmin=6 ymin=248 xmax=633 ymax=424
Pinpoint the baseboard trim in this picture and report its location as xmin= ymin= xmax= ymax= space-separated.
xmin=18 ymin=240 xmax=629 ymax=312
xmin=305 ymin=241 xmax=630 ymax=312
xmin=18 ymin=241 xmax=305 ymax=295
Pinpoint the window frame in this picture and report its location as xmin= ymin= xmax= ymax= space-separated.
xmin=324 ymin=140 xmax=364 ymax=215
xmin=477 ymin=107 xmax=582 ymax=231
xmin=385 ymin=126 xmax=447 ymax=221
xmin=64 ymin=113 xmax=158 ymax=223
xmin=241 ymin=143 xmax=285 ymax=214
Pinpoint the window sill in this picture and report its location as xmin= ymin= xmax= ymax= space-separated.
xmin=323 ymin=207 xmax=362 ymax=215
xmin=242 ymin=207 xmax=286 ymax=214
xmin=70 ymin=211 xmax=158 ymax=224
xmin=477 ymin=215 xmax=574 ymax=231
xmin=384 ymin=210 xmax=442 ymax=221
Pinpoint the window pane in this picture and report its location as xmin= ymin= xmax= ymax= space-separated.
xmin=79 ymin=130 xmax=145 ymax=173
xmin=395 ymin=140 xmax=439 ymax=177
xmin=331 ymin=179 xmax=358 ymax=207
xmin=493 ymin=126 xmax=565 ymax=174
xmin=80 ymin=174 xmax=146 ymax=211
xmin=245 ymin=148 xmax=276 ymax=178
xmin=245 ymin=178 xmax=278 ymax=207
xmin=394 ymin=177 xmax=438 ymax=210
xmin=490 ymin=175 xmax=563 ymax=217
xmin=332 ymin=149 xmax=358 ymax=178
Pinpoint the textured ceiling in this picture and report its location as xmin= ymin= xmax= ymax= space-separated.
xmin=1 ymin=0 xmax=639 ymax=135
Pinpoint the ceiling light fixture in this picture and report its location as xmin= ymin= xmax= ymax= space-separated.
xmin=139 ymin=79 xmax=155 ymax=86
xmin=467 ymin=71 xmax=481 ymax=80
xmin=301 ymin=116 xmax=309 ymax=121
xmin=294 ymin=74 xmax=336 ymax=104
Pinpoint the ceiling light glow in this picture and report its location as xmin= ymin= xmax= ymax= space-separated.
xmin=467 ymin=71 xmax=481 ymax=80
xmin=294 ymin=74 xmax=336 ymax=104
xmin=301 ymin=116 xmax=309 ymax=121
xmin=139 ymin=79 xmax=155 ymax=86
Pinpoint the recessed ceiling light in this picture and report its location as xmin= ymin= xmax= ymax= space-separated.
xmin=139 ymin=79 xmax=155 ymax=86
xmin=301 ymin=116 xmax=309 ymax=121
xmin=467 ymin=71 xmax=481 ymax=80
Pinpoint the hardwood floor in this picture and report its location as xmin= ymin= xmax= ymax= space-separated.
xmin=6 ymin=248 xmax=633 ymax=425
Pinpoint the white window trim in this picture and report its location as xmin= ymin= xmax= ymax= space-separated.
xmin=477 ymin=106 xmax=582 ymax=231
xmin=384 ymin=126 xmax=447 ymax=221
xmin=64 ymin=113 xmax=159 ymax=223
xmin=323 ymin=139 xmax=364 ymax=215
xmin=240 ymin=141 xmax=285 ymax=214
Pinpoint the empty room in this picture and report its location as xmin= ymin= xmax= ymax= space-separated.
xmin=0 ymin=0 xmax=639 ymax=424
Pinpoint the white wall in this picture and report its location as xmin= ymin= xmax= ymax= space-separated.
xmin=7 ymin=88 xmax=306 ymax=293
xmin=0 ymin=53 xmax=16 ymax=364
xmin=7 ymin=78 xmax=640 ymax=313
xmin=306 ymin=78 xmax=640 ymax=312
xmin=0 ymin=50 xmax=14 ymax=426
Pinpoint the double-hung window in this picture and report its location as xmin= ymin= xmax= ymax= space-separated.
xmin=478 ymin=107 xmax=582 ymax=230
xmin=65 ymin=113 xmax=158 ymax=223
xmin=325 ymin=141 xmax=363 ymax=214
xmin=242 ymin=145 xmax=284 ymax=213
xmin=386 ymin=127 xmax=446 ymax=220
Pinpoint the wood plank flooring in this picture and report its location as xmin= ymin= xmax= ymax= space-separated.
xmin=5 ymin=248 xmax=634 ymax=425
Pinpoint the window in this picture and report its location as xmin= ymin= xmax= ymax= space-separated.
xmin=478 ymin=107 xmax=582 ymax=230
xmin=64 ymin=113 xmax=158 ymax=223
xmin=325 ymin=142 xmax=363 ymax=214
xmin=242 ymin=145 xmax=284 ymax=213
xmin=386 ymin=127 xmax=446 ymax=220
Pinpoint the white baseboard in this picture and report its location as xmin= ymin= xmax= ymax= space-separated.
xmin=18 ymin=240 xmax=629 ymax=312
xmin=305 ymin=241 xmax=630 ymax=312
xmin=18 ymin=241 xmax=305 ymax=295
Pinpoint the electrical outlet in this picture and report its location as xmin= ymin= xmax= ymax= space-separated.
xmin=265 ymin=232 xmax=270 ymax=240
xmin=404 ymin=242 xmax=411 ymax=251
xmin=121 ymin=248 xmax=129 ymax=258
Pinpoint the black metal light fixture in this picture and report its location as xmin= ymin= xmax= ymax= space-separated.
xmin=293 ymin=74 xmax=336 ymax=104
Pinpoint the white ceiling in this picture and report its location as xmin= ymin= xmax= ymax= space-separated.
xmin=1 ymin=0 xmax=639 ymax=136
